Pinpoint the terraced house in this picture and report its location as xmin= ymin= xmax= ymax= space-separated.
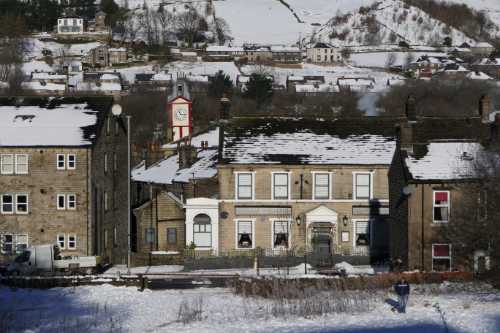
xmin=187 ymin=117 xmax=398 ymax=262
xmin=0 ymin=97 xmax=128 ymax=264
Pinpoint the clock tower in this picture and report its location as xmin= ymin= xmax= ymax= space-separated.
xmin=168 ymin=81 xmax=193 ymax=142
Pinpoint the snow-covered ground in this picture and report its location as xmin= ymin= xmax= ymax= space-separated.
xmin=241 ymin=63 xmax=403 ymax=92
xmin=163 ymin=61 xmax=241 ymax=82
xmin=350 ymin=51 xmax=447 ymax=68
xmin=1 ymin=282 xmax=499 ymax=332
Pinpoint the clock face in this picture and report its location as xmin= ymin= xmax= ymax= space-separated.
xmin=173 ymin=104 xmax=189 ymax=124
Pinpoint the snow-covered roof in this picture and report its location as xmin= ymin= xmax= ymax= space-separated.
xmin=206 ymin=45 xmax=244 ymax=53
xmin=132 ymin=149 xmax=218 ymax=184
xmin=100 ymin=73 xmax=121 ymax=81
xmin=466 ymin=71 xmax=493 ymax=80
xmin=405 ymin=142 xmax=484 ymax=181
xmin=31 ymin=72 xmax=67 ymax=80
xmin=162 ymin=128 xmax=219 ymax=149
xmin=337 ymin=78 xmax=374 ymax=87
xmin=0 ymin=99 xmax=108 ymax=147
xmin=270 ymin=46 xmax=300 ymax=52
xmin=76 ymin=81 xmax=122 ymax=92
xmin=152 ymin=72 xmax=172 ymax=81
xmin=294 ymin=83 xmax=338 ymax=93
xmin=476 ymin=58 xmax=500 ymax=66
xmin=22 ymin=81 xmax=66 ymax=92
xmin=474 ymin=42 xmax=494 ymax=48
xmin=222 ymin=118 xmax=396 ymax=165
xmin=109 ymin=47 xmax=127 ymax=52
xmin=186 ymin=74 xmax=209 ymax=82
xmin=134 ymin=128 xmax=220 ymax=184
xmin=287 ymin=75 xmax=305 ymax=81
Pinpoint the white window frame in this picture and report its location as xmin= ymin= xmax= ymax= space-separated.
xmin=67 ymin=194 xmax=76 ymax=210
xmin=57 ymin=234 xmax=66 ymax=249
xmin=56 ymin=154 xmax=66 ymax=170
xmin=352 ymin=172 xmax=374 ymax=200
xmin=67 ymin=154 xmax=76 ymax=170
xmin=235 ymin=172 xmax=255 ymax=200
xmin=271 ymin=172 xmax=291 ymax=200
xmin=57 ymin=194 xmax=66 ymax=210
xmin=432 ymin=243 xmax=452 ymax=272
xmin=1 ymin=194 xmax=14 ymax=214
xmin=235 ymin=219 xmax=255 ymax=250
xmin=271 ymin=218 xmax=291 ymax=250
xmin=15 ymin=194 xmax=28 ymax=214
xmin=312 ymin=171 xmax=332 ymax=200
xmin=1 ymin=154 xmax=14 ymax=175
xmin=14 ymin=234 xmax=28 ymax=254
xmin=353 ymin=219 xmax=371 ymax=249
xmin=15 ymin=154 xmax=29 ymax=174
xmin=68 ymin=234 xmax=76 ymax=250
xmin=0 ymin=234 xmax=13 ymax=254
xmin=433 ymin=190 xmax=450 ymax=224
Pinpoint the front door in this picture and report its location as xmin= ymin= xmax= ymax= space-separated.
xmin=311 ymin=225 xmax=333 ymax=256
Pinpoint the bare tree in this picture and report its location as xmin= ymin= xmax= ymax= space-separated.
xmin=437 ymin=144 xmax=500 ymax=278
xmin=176 ymin=9 xmax=202 ymax=47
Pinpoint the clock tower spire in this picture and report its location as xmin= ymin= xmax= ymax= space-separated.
xmin=167 ymin=78 xmax=193 ymax=142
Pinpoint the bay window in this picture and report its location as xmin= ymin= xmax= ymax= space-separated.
xmin=433 ymin=191 xmax=450 ymax=223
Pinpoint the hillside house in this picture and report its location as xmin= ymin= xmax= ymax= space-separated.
xmin=75 ymin=72 xmax=122 ymax=95
xmin=271 ymin=46 xmax=301 ymax=63
xmin=205 ymin=46 xmax=245 ymax=60
xmin=389 ymin=96 xmax=498 ymax=272
xmin=470 ymin=42 xmax=495 ymax=56
xmin=0 ymin=97 xmax=128 ymax=264
xmin=244 ymin=46 xmax=273 ymax=63
xmin=471 ymin=58 xmax=500 ymax=80
xmin=109 ymin=48 xmax=128 ymax=65
xmin=57 ymin=17 xmax=84 ymax=35
xmin=286 ymin=75 xmax=325 ymax=92
xmin=337 ymin=77 xmax=375 ymax=92
xmin=306 ymin=42 xmax=342 ymax=64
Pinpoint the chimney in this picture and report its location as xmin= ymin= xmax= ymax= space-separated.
xmin=479 ymin=95 xmax=492 ymax=123
xmin=405 ymin=94 xmax=417 ymax=121
xmin=178 ymin=137 xmax=197 ymax=169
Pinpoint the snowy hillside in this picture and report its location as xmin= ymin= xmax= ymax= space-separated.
xmin=313 ymin=0 xmax=476 ymax=47
xmin=109 ymin=0 xmax=483 ymax=46
xmin=445 ymin=0 xmax=500 ymax=38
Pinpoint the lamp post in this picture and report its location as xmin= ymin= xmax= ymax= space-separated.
xmin=112 ymin=104 xmax=132 ymax=269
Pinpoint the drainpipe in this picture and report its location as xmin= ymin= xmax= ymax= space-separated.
xmin=300 ymin=174 xmax=304 ymax=199
xmin=421 ymin=184 xmax=425 ymax=271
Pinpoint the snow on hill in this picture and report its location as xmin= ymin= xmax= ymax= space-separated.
xmin=445 ymin=0 xmax=500 ymax=38
xmin=313 ymin=0 xmax=476 ymax=47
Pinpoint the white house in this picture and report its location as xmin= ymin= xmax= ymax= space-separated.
xmin=57 ymin=18 xmax=84 ymax=34
xmin=306 ymin=42 xmax=342 ymax=64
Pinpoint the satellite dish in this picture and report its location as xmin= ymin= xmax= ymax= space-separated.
xmin=111 ymin=104 xmax=122 ymax=116
xmin=402 ymin=186 xmax=414 ymax=196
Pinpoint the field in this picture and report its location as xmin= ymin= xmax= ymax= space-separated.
xmin=1 ymin=282 xmax=499 ymax=332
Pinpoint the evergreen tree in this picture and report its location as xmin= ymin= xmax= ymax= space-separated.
xmin=243 ymin=73 xmax=273 ymax=105
xmin=208 ymin=70 xmax=232 ymax=98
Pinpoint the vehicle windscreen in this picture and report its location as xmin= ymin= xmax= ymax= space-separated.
xmin=15 ymin=251 xmax=30 ymax=263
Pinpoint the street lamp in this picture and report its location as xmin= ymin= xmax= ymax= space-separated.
xmin=112 ymin=104 xmax=132 ymax=269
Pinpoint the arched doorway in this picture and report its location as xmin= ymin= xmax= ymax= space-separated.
xmin=193 ymin=213 xmax=212 ymax=248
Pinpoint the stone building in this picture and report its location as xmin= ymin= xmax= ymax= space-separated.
xmin=131 ymin=128 xmax=219 ymax=265
xmin=109 ymin=48 xmax=128 ymax=65
xmin=306 ymin=42 xmax=342 ymax=64
xmin=186 ymin=118 xmax=397 ymax=263
xmin=389 ymin=96 xmax=498 ymax=272
xmin=0 ymin=97 xmax=128 ymax=264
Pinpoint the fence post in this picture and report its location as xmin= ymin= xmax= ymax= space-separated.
xmin=304 ymin=250 xmax=308 ymax=275
xmin=254 ymin=250 xmax=260 ymax=276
